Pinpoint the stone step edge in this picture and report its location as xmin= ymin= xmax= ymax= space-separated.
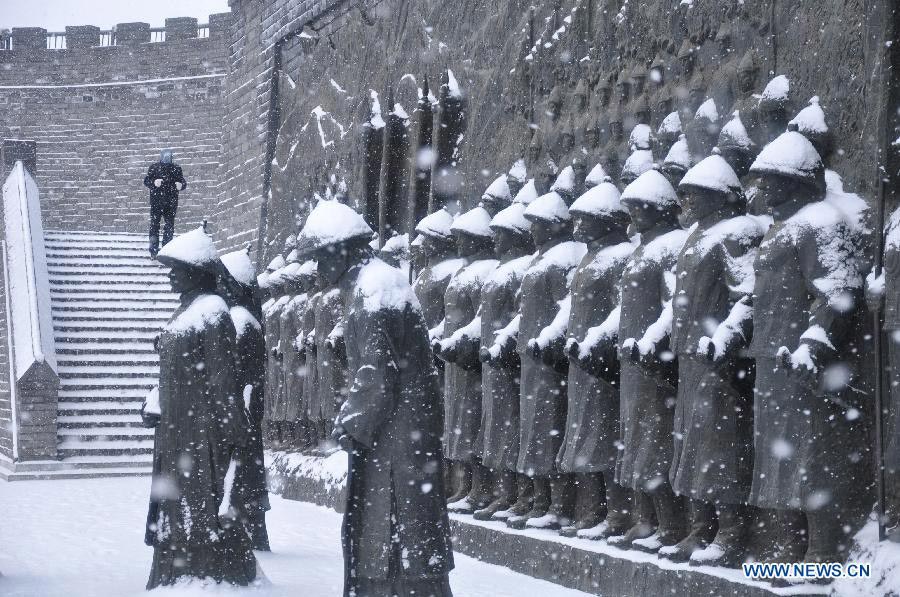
xmin=264 ymin=451 xmax=821 ymax=597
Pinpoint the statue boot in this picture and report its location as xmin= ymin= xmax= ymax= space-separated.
xmin=631 ymin=484 xmax=687 ymax=553
xmin=475 ymin=469 xmax=516 ymax=520
xmin=494 ymin=474 xmax=534 ymax=521
xmin=609 ymin=490 xmax=657 ymax=546
xmin=507 ymin=477 xmax=550 ymax=529
xmin=690 ymin=504 xmax=751 ymax=568
xmin=805 ymin=510 xmax=849 ymax=564
xmin=560 ymin=473 xmax=606 ymax=537
xmin=527 ymin=473 xmax=576 ymax=530
xmin=446 ymin=460 xmax=473 ymax=504
xmin=451 ymin=458 xmax=493 ymax=513
xmin=659 ymin=499 xmax=717 ymax=562
xmin=579 ymin=473 xmax=634 ymax=540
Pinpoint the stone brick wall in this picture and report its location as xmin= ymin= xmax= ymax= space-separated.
xmin=0 ymin=16 xmax=232 ymax=234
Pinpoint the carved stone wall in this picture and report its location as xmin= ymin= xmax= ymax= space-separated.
xmin=256 ymin=0 xmax=895 ymax=265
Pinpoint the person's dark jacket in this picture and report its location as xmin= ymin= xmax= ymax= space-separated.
xmin=144 ymin=162 xmax=187 ymax=201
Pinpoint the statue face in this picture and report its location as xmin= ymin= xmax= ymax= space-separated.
xmin=678 ymin=186 xmax=728 ymax=227
xmin=625 ymin=201 xmax=670 ymax=233
xmin=455 ymin=231 xmax=490 ymax=257
xmin=585 ymin=127 xmax=600 ymax=148
xmin=528 ymin=144 xmax=541 ymax=164
xmin=315 ymin=244 xmax=352 ymax=286
xmin=609 ymin=121 xmax=624 ymax=140
xmin=493 ymin=228 xmax=528 ymax=256
xmin=756 ymin=172 xmax=817 ymax=220
xmin=738 ymin=69 xmax=756 ymax=94
xmin=422 ymin=235 xmax=452 ymax=259
xmin=679 ymin=55 xmax=693 ymax=76
xmin=530 ymin=218 xmax=564 ymax=246
xmin=718 ymin=146 xmax=754 ymax=178
xmin=573 ymin=214 xmax=621 ymax=243
xmin=561 ymin=132 xmax=575 ymax=153
xmin=169 ymin=265 xmax=203 ymax=294
xmin=572 ymin=160 xmax=587 ymax=183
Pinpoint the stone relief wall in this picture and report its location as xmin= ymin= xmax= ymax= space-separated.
xmin=260 ymin=0 xmax=894 ymax=265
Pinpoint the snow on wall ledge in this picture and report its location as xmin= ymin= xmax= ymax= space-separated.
xmin=2 ymin=163 xmax=57 ymax=379
xmin=266 ymin=451 xmax=873 ymax=597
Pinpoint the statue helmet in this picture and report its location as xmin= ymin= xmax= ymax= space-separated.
xmin=749 ymin=129 xmax=825 ymax=192
xmin=155 ymin=227 xmax=220 ymax=273
xmin=295 ymin=200 xmax=374 ymax=259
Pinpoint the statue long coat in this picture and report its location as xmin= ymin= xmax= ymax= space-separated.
xmin=230 ymin=305 xmax=270 ymax=517
xmin=615 ymin=227 xmax=689 ymax=492
xmin=442 ymin=256 xmax=498 ymax=462
xmin=303 ymin=291 xmax=323 ymax=422
xmin=517 ymin=240 xmax=586 ymax=477
xmin=263 ymin=295 xmax=289 ymax=423
xmin=314 ymin=287 xmax=348 ymax=420
xmin=668 ymin=216 xmax=764 ymax=504
xmin=479 ymin=254 xmax=532 ymax=472
xmin=748 ymin=201 xmax=871 ymax=515
xmin=336 ymin=257 xmax=454 ymax=595
xmin=145 ymin=291 xmax=255 ymax=589
xmin=276 ymin=293 xmax=308 ymax=423
xmin=557 ymin=241 xmax=632 ymax=474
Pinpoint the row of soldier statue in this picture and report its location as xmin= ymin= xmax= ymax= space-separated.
xmin=258 ymin=69 xmax=880 ymax=573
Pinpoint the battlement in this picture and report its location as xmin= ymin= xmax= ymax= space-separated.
xmin=0 ymin=13 xmax=232 ymax=51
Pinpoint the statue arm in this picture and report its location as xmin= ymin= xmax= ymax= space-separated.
xmin=779 ymin=223 xmax=861 ymax=381
xmin=336 ymin=310 xmax=401 ymax=448
xmin=441 ymin=311 xmax=482 ymax=368
xmin=572 ymin=306 xmax=620 ymax=376
xmin=483 ymin=313 xmax=520 ymax=367
xmin=633 ymin=269 xmax=676 ymax=362
xmin=699 ymin=243 xmax=757 ymax=362
xmin=529 ymin=295 xmax=571 ymax=369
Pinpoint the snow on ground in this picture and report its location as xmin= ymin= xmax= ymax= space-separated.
xmin=0 ymin=477 xmax=591 ymax=597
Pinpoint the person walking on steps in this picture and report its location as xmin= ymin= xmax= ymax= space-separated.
xmin=145 ymin=149 xmax=187 ymax=257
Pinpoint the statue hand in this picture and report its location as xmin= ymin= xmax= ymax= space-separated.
xmin=442 ymin=343 xmax=459 ymax=363
xmin=479 ymin=346 xmax=492 ymax=364
xmin=528 ymin=339 xmax=542 ymax=359
xmin=566 ymin=339 xmax=580 ymax=360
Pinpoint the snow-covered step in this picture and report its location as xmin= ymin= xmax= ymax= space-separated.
xmin=57 ymin=413 xmax=146 ymax=427
xmin=51 ymin=292 xmax=177 ymax=303
xmin=58 ymin=353 xmax=159 ymax=365
xmin=58 ymin=366 xmax=159 ymax=378
xmin=47 ymin=264 xmax=166 ymax=274
xmin=43 ymin=230 xmax=179 ymax=477
xmin=58 ymin=402 xmax=143 ymax=416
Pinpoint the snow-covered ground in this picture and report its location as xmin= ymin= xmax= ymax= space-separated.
xmin=0 ymin=477 xmax=591 ymax=597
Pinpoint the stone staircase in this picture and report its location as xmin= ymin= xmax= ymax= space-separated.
xmin=42 ymin=230 xmax=177 ymax=478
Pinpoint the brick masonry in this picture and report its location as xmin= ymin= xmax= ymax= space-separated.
xmin=0 ymin=18 xmax=231 ymax=235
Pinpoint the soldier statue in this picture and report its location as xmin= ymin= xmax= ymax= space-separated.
xmin=556 ymin=179 xmax=636 ymax=539
xmin=613 ymin=169 xmax=690 ymax=553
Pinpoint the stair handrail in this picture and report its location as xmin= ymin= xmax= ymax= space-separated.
xmin=2 ymin=161 xmax=57 ymax=379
